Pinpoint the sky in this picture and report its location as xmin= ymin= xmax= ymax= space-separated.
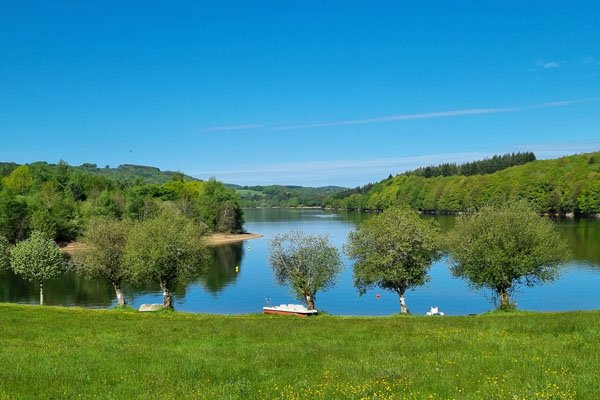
xmin=1 ymin=1 xmax=599 ymax=187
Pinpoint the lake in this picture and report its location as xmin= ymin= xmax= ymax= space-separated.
xmin=1 ymin=208 xmax=599 ymax=315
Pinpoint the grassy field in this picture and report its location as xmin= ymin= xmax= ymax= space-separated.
xmin=0 ymin=304 xmax=598 ymax=399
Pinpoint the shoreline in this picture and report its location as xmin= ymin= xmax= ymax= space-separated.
xmin=59 ymin=232 xmax=263 ymax=254
xmin=208 ymin=233 xmax=263 ymax=246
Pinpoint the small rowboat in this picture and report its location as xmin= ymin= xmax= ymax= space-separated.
xmin=263 ymin=304 xmax=318 ymax=317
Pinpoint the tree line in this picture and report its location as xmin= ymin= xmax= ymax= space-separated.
xmin=233 ymin=185 xmax=348 ymax=208
xmin=270 ymin=202 xmax=569 ymax=313
xmin=404 ymin=151 xmax=536 ymax=178
xmin=329 ymin=152 xmax=536 ymax=203
xmin=0 ymin=204 xmax=209 ymax=309
xmin=326 ymin=152 xmax=600 ymax=215
xmin=0 ymin=160 xmax=244 ymax=244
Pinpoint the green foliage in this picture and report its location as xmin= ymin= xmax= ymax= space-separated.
xmin=327 ymin=151 xmax=600 ymax=214
xmin=447 ymin=201 xmax=570 ymax=309
xmin=10 ymin=231 xmax=65 ymax=282
xmin=74 ymin=217 xmax=133 ymax=305
xmin=125 ymin=205 xmax=209 ymax=308
xmin=234 ymin=185 xmax=349 ymax=208
xmin=0 ymin=236 xmax=10 ymax=270
xmin=196 ymin=179 xmax=244 ymax=233
xmin=405 ymin=152 xmax=536 ymax=177
xmin=0 ymin=160 xmax=244 ymax=243
xmin=0 ymin=190 xmax=29 ymax=243
xmin=2 ymin=165 xmax=34 ymax=195
xmin=0 ymin=162 xmax=19 ymax=178
xmin=345 ymin=208 xmax=442 ymax=313
xmin=27 ymin=184 xmax=82 ymax=242
xmin=269 ymin=231 xmax=343 ymax=309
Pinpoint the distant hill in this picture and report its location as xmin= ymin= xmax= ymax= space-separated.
xmin=0 ymin=161 xmax=197 ymax=185
xmin=0 ymin=161 xmax=349 ymax=208
xmin=325 ymin=151 xmax=600 ymax=215
xmin=332 ymin=152 xmax=537 ymax=201
xmin=226 ymin=184 xmax=349 ymax=208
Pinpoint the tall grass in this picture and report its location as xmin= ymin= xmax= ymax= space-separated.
xmin=0 ymin=304 xmax=598 ymax=399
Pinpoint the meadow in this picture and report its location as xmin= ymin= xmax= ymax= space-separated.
xmin=0 ymin=304 xmax=598 ymax=399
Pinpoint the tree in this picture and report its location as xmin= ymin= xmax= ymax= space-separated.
xmin=2 ymin=165 xmax=33 ymax=195
xmin=447 ymin=201 xmax=570 ymax=309
xmin=125 ymin=205 xmax=209 ymax=309
xmin=0 ymin=190 xmax=29 ymax=243
xmin=10 ymin=231 xmax=66 ymax=305
xmin=74 ymin=217 xmax=132 ymax=306
xmin=345 ymin=207 xmax=442 ymax=314
xmin=269 ymin=231 xmax=343 ymax=310
xmin=196 ymin=179 xmax=244 ymax=233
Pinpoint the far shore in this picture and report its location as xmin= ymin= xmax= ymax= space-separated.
xmin=59 ymin=232 xmax=263 ymax=255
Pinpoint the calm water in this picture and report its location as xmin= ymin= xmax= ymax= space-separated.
xmin=1 ymin=209 xmax=599 ymax=315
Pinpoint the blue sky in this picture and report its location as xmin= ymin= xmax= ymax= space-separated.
xmin=1 ymin=1 xmax=599 ymax=187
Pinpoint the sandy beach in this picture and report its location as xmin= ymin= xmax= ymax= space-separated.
xmin=207 ymin=233 xmax=263 ymax=246
xmin=59 ymin=232 xmax=263 ymax=255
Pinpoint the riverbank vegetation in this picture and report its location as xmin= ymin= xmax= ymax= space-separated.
xmin=326 ymin=151 xmax=600 ymax=214
xmin=231 ymin=184 xmax=348 ymax=208
xmin=0 ymin=160 xmax=244 ymax=244
xmin=0 ymin=303 xmax=597 ymax=399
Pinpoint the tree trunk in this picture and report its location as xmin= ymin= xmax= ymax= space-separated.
xmin=306 ymin=295 xmax=315 ymax=310
xmin=399 ymin=292 xmax=409 ymax=315
xmin=499 ymin=288 xmax=510 ymax=309
xmin=113 ymin=283 xmax=126 ymax=307
xmin=160 ymin=281 xmax=173 ymax=309
xmin=39 ymin=281 xmax=44 ymax=306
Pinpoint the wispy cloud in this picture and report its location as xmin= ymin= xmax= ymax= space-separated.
xmin=200 ymin=100 xmax=578 ymax=133
xmin=583 ymin=56 xmax=596 ymax=65
xmin=191 ymin=141 xmax=600 ymax=186
xmin=201 ymin=124 xmax=266 ymax=132
xmin=191 ymin=152 xmax=496 ymax=186
xmin=541 ymin=61 xmax=561 ymax=69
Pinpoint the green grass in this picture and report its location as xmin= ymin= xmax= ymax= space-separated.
xmin=0 ymin=304 xmax=598 ymax=399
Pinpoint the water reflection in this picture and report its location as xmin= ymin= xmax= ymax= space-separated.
xmin=0 ymin=269 xmax=115 ymax=307
xmin=197 ymin=243 xmax=244 ymax=295
xmin=554 ymin=217 xmax=600 ymax=267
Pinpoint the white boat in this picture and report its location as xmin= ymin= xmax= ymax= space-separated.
xmin=263 ymin=304 xmax=318 ymax=317
xmin=426 ymin=306 xmax=444 ymax=316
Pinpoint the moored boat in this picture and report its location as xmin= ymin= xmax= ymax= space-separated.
xmin=263 ymin=304 xmax=318 ymax=317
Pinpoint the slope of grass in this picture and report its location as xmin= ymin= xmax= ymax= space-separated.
xmin=0 ymin=304 xmax=598 ymax=399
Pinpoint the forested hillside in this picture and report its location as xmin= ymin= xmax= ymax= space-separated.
xmin=229 ymin=184 xmax=348 ymax=208
xmin=0 ymin=161 xmax=195 ymax=185
xmin=326 ymin=152 xmax=600 ymax=215
xmin=403 ymin=151 xmax=536 ymax=177
xmin=0 ymin=161 xmax=243 ymax=244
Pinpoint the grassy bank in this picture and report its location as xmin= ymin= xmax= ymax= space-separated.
xmin=0 ymin=305 xmax=598 ymax=399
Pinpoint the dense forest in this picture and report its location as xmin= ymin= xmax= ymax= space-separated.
xmin=403 ymin=152 xmax=536 ymax=177
xmin=0 ymin=162 xmax=195 ymax=185
xmin=332 ymin=152 xmax=537 ymax=202
xmin=0 ymin=161 xmax=244 ymax=244
xmin=325 ymin=152 xmax=600 ymax=215
xmin=229 ymin=184 xmax=348 ymax=208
